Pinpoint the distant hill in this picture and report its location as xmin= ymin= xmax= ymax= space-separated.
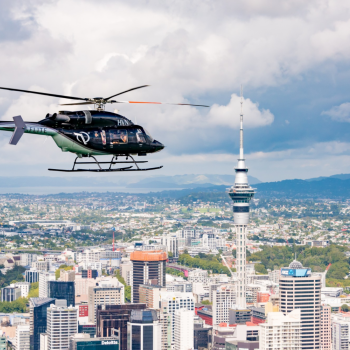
xmin=254 ymin=177 xmax=350 ymax=199
xmin=126 ymin=174 xmax=261 ymax=189
xmin=306 ymin=173 xmax=350 ymax=182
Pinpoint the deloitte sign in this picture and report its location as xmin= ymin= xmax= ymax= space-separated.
xmin=76 ymin=339 xmax=119 ymax=350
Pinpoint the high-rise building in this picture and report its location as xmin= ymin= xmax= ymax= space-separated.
xmin=159 ymin=292 xmax=194 ymax=344
xmin=16 ymin=324 xmax=30 ymax=350
xmin=157 ymin=307 xmax=171 ymax=350
xmin=96 ymin=304 xmax=147 ymax=350
xmin=139 ymin=284 xmax=166 ymax=309
xmin=88 ymin=279 xmax=124 ymax=323
xmin=47 ymin=300 xmax=78 ymax=350
xmin=39 ymin=272 xmax=55 ymax=298
xmin=321 ymin=305 xmax=331 ymax=350
xmin=228 ymin=89 xmax=255 ymax=309
xmin=1 ymin=286 xmax=21 ymax=302
xmin=48 ymin=281 xmax=75 ymax=307
xmin=130 ymin=250 xmax=167 ymax=303
xmin=332 ymin=319 xmax=349 ymax=350
xmin=161 ymin=234 xmax=178 ymax=258
xmin=127 ymin=309 xmax=162 ymax=350
xmin=29 ymin=297 xmax=56 ymax=350
xmin=193 ymin=320 xmax=212 ymax=350
xmin=279 ymin=260 xmax=321 ymax=350
xmin=26 ymin=270 xmax=40 ymax=284
xmin=173 ymin=309 xmax=194 ymax=350
xmin=259 ymin=310 xmax=301 ymax=350
xmin=212 ymin=284 xmax=236 ymax=325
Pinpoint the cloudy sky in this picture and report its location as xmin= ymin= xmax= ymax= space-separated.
xmin=1 ymin=0 xmax=350 ymax=182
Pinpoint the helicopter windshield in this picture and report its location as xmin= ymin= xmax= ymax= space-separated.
xmin=143 ymin=128 xmax=154 ymax=142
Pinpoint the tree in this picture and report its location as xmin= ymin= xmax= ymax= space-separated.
xmin=115 ymin=270 xmax=131 ymax=303
xmin=28 ymin=282 xmax=39 ymax=298
xmin=55 ymin=264 xmax=73 ymax=280
xmin=341 ymin=304 xmax=349 ymax=312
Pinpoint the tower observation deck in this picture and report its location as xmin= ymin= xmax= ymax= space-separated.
xmin=228 ymin=88 xmax=255 ymax=309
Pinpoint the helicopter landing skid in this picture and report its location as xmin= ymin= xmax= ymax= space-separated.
xmin=48 ymin=155 xmax=163 ymax=172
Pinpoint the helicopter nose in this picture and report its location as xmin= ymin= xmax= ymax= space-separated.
xmin=152 ymin=140 xmax=165 ymax=152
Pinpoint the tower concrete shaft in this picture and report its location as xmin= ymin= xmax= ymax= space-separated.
xmin=228 ymin=88 xmax=255 ymax=309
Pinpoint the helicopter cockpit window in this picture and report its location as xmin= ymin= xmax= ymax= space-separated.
xmin=136 ymin=129 xmax=146 ymax=143
xmin=110 ymin=129 xmax=128 ymax=144
xmin=143 ymin=128 xmax=154 ymax=142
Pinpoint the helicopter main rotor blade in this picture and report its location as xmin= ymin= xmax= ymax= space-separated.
xmin=59 ymin=102 xmax=94 ymax=106
xmin=104 ymin=85 xmax=150 ymax=101
xmin=0 ymin=86 xmax=88 ymax=101
xmin=112 ymin=100 xmax=210 ymax=107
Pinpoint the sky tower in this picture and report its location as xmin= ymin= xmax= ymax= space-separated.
xmin=228 ymin=87 xmax=255 ymax=309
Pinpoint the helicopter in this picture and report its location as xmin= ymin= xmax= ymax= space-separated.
xmin=0 ymin=85 xmax=209 ymax=172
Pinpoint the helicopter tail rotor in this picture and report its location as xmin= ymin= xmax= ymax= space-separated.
xmin=9 ymin=115 xmax=26 ymax=145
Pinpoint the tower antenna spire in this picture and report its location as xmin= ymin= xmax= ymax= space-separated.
xmin=239 ymin=85 xmax=244 ymax=160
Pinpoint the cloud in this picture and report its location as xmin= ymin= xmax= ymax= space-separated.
xmin=208 ymin=94 xmax=274 ymax=128
xmin=0 ymin=0 xmax=350 ymax=180
xmin=322 ymin=102 xmax=350 ymax=122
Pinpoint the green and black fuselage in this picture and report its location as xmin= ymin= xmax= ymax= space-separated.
xmin=0 ymin=110 xmax=164 ymax=157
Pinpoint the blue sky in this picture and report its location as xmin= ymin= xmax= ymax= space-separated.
xmin=0 ymin=0 xmax=350 ymax=182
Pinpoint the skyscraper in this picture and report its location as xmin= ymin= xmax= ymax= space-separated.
xmin=47 ymin=300 xmax=78 ymax=350
xmin=228 ymin=89 xmax=255 ymax=309
xmin=29 ymin=297 xmax=55 ymax=350
xmin=48 ymin=281 xmax=75 ymax=307
xmin=130 ymin=251 xmax=167 ymax=303
xmin=279 ymin=260 xmax=321 ymax=350
xmin=127 ymin=309 xmax=162 ymax=350
xmin=39 ymin=272 xmax=55 ymax=298
xmin=174 ymin=309 xmax=194 ymax=350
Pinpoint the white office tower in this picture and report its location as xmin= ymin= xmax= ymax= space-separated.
xmin=280 ymin=260 xmax=321 ymax=350
xmin=212 ymin=284 xmax=236 ymax=325
xmin=16 ymin=324 xmax=30 ymax=350
xmin=13 ymin=282 xmax=30 ymax=298
xmin=228 ymin=89 xmax=255 ymax=309
xmin=160 ymin=292 xmax=194 ymax=344
xmin=259 ymin=309 xmax=301 ymax=350
xmin=174 ymin=309 xmax=194 ymax=350
xmin=39 ymin=272 xmax=55 ymax=298
xmin=127 ymin=310 xmax=162 ymax=350
xmin=47 ymin=300 xmax=78 ymax=350
xmin=332 ymin=320 xmax=349 ymax=350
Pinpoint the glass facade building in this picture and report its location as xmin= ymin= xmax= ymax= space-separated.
xmin=78 ymin=324 xmax=97 ymax=338
xmin=30 ymin=297 xmax=55 ymax=350
xmin=48 ymin=281 xmax=75 ymax=307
